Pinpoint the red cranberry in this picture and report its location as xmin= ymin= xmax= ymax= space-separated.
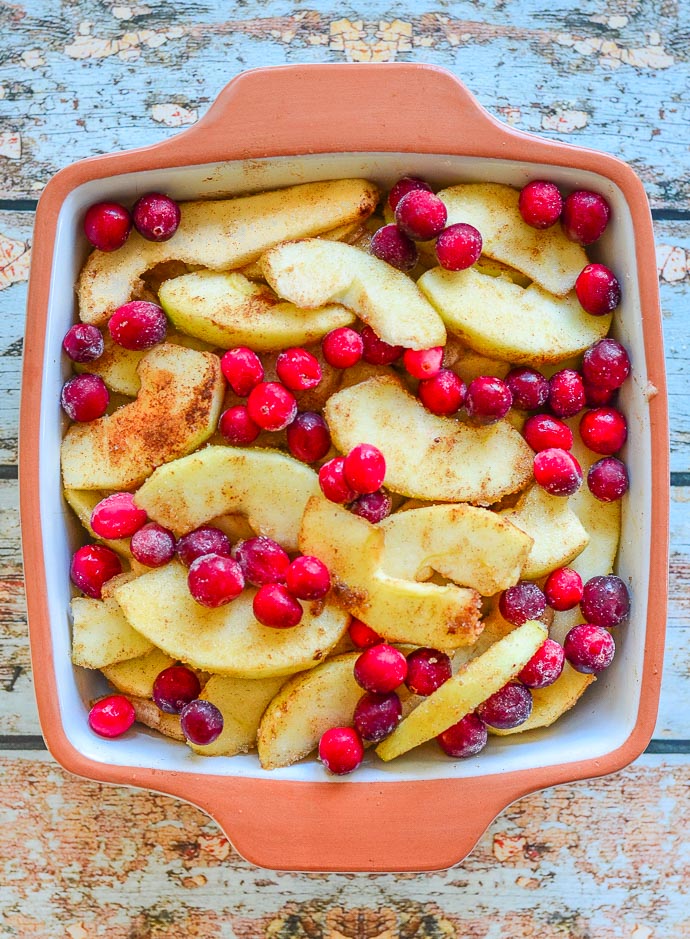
xmin=344 ymin=443 xmax=386 ymax=495
xmin=276 ymin=347 xmax=322 ymax=392
xmin=582 ymin=338 xmax=631 ymax=391
xmin=318 ymin=726 xmax=364 ymax=775
xmin=353 ymin=691 xmax=402 ymax=742
xmin=403 ymin=346 xmax=444 ymax=380
xmin=395 ymin=190 xmax=448 ymax=241
xmin=499 ymin=581 xmax=546 ymax=626
xmin=518 ymin=639 xmax=565 ymax=689
xmin=564 ymin=624 xmax=615 ymax=674
xmin=108 ymin=301 xmax=167 ymax=351
xmin=220 ymin=347 xmax=264 ymax=397
xmin=466 ymin=376 xmax=512 ymax=425
xmin=286 ymin=411 xmax=331 ymax=463
xmin=561 ymin=190 xmax=611 ymax=245
xmin=354 ymin=643 xmax=407 ymax=694
xmin=588 ymin=456 xmax=629 ymax=502
xmin=253 ymin=583 xmax=303 ymax=628
xmin=180 ymin=699 xmax=224 ymax=745
xmin=285 ymin=555 xmax=330 ymax=600
xmin=62 ymin=324 xmax=104 ymax=363
xmin=350 ymin=490 xmax=392 ymax=524
xmin=322 ymin=327 xmax=364 ymax=369
xmin=579 ymin=407 xmax=627 ymax=454
xmin=405 ymin=647 xmax=452 ymax=696
xmin=506 ymin=367 xmax=549 ymax=411
xmin=348 ymin=619 xmax=383 ymax=649
xmin=518 ymin=180 xmax=563 ymax=229
xmin=88 ymin=695 xmax=136 ymax=738
xmin=132 ymin=192 xmax=181 ymax=242
xmin=83 ymin=202 xmax=131 ymax=252
xmin=61 ymin=374 xmax=109 ymax=422
xmin=90 ymin=492 xmax=147 ymax=539
xmin=370 ymin=224 xmax=418 ymax=272
xmin=70 ymin=544 xmax=122 ymax=599
xmin=581 ymin=575 xmax=630 ymax=627
xmin=247 ymin=382 xmax=297 ymax=431
xmin=319 ymin=457 xmax=356 ymax=504
xmin=188 ymin=553 xmax=245 ymax=608
xmin=176 ymin=527 xmax=231 ymax=567
xmin=544 ymin=567 xmax=583 ymax=611
xmin=533 ymin=448 xmax=583 ymax=497
xmin=219 ymin=406 xmax=260 ymax=446
xmin=575 ymin=263 xmax=621 ymax=316
xmin=584 ymin=382 xmax=617 ymax=408
xmin=130 ymin=522 xmax=176 ymax=567
xmin=233 ymin=536 xmax=290 ymax=586
xmin=361 ymin=326 xmax=403 ymax=365
xmin=418 ymin=369 xmax=466 ymax=416
xmin=388 ymin=176 xmax=433 ymax=211
xmin=435 ymin=223 xmax=483 ymax=270
xmin=549 ymin=369 xmax=585 ymax=418
xmin=152 ymin=665 xmax=201 ymax=714
xmin=437 ymin=713 xmax=488 ymax=758
xmin=477 ymin=682 xmax=533 ymax=729
xmin=523 ymin=414 xmax=573 ymax=452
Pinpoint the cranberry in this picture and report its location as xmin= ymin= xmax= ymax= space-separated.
xmin=253 ymin=583 xmax=303 ymax=628
xmin=549 ymin=369 xmax=585 ymax=418
xmin=576 ymin=263 xmax=621 ymax=316
xmin=176 ymin=527 xmax=231 ymax=567
xmin=395 ymin=190 xmax=448 ymax=241
xmin=588 ymin=456 xmax=629 ymax=502
xmin=348 ymin=618 xmax=383 ymax=649
xmin=354 ymin=643 xmax=407 ymax=694
xmin=286 ymin=411 xmax=331 ymax=463
xmin=477 ymin=682 xmax=533 ymax=729
xmin=466 ymin=376 xmax=512 ymax=425
xmin=83 ymin=202 xmax=131 ymax=252
xmin=581 ymin=575 xmax=630 ymax=627
xmin=370 ymin=224 xmax=418 ymax=272
xmin=579 ymin=407 xmax=627 ymax=454
xmin=405 ymin=647 xmax=452 ymax=696
xmin=90 ymin=492 xmax=147 ymax=539
xmin=564 ymin=624 xmax=615 ymax=674
xmin=437 ymin=713 xmax=488 ymax=758
xmin=247 ymin=381 xmax=297 ymax=431
xmin=361 ymin=326 xmax=403 ymax=365
xmin=61 ymin=374 xmax=109 ymax=422
xmin=132 ymin=192 xmax=181 ymax=242
xmin=219 ymin=406 xmax=260 ymax=446
xmin=88 ymin=695 xmax=136 ymax=738
xmin=318 ymin=726 xmax=364 ymax=775
xmin=418 ymin=369 xmax=466 ymax=416
xmin=285 ymin=555 xmax=330 ymax=600
xmin=108 ymin=301 xmax=167 ymax=351
xmin=533 ymin=448 xmax=583 ymax=497
xmin=317 ymin=457 xmax=355 ymax=504
xmin=70 ymin=544 xmax=122 ymax=599
xmin=561 ymin=190 xmax=611 ymax=245
xmin=62 ymin=324 xmax=104 ymax=363
xmin=153 ymin=665 xmax=201 ymax=714
xmin=582 ymin=339 xmax=631 ymax=391
xmin=518 ymin=180 xmax=563 ymax=229
xmin=435 ymin=223 xmax=483 ymax=270
xmin=322 ymin=327 xmax=364 ymax=369
xmin=506 ymin=367 xmax=549 ymax=411
xmin=353 ymin=691 xmax=402 ymax=742
xmin=499 ymin=581 xmax=547 ymax=626
xmin=276 ymin=347 xmax=322 ymax=392
xmin=234 ymin=536 xmax=290 ymax=586
xmin=403 ymin=346 xmax=444 ymax=380
xmin=388 ymin=176 xmax=433 ymax=211
xmin=188 ymin=553 xmax=245 ymax=608
xmin=344 ymin=444 xmax=386 ymax=495
xmin=518 ymin=639 xmax=565 ymax=689
xmin=544 ymin=567 xmax=583 ymax=611
xmin=130 ymin=522 xmax=176 ymax=567
xmin=350 ymin=490 xmax=392 ymax=524
xmin=220 ymin=347 xmax=264 ymax=397
xmin=180 ymin=699 xmax=224 ymax=745
xmin=584 ymin=382 xmax=617 ymax=408
xmin=523 ymin=413 xmax=573 ymax=452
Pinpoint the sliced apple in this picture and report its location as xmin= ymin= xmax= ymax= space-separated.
xmin=128 ymin=696 xmax=185 ymax=741
xmin=489 ymin=664 xmax=595 ymax=737
xmin=71 ymin=596 xmax=153 ymax=669
xmin=102 ymin=646 xmax=176 ymax=698
xmin=64 ymin=488 xmax=133 ymax=560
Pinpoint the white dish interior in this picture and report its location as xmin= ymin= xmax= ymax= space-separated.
xmin=41 ymin=152 xmax=648 ymax=783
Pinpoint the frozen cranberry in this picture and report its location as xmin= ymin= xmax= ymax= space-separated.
xmin=130 ymin=522 xmax=176 ymax=567
xmin=180 ymin=699 xmax=224 ymax=745
xmin=588 ymin=456 xmax=629 ymax=502
xmin=90 ymin=492 xmax=147 ymax=539
xmin=576 ymin=263 xmax=621 ymax=316
xmin=395 ymin=190 xmax=448 ymax=241
xmin=220 ymin=347 xmax=264 ymax=397
xmin=533 ymin=448 xmax=583 ymax=497
xmin=583 ymin=338 xmax=631 ymax=391
xmin=132 ymin=192 xmax=180 ymax=242
xmin=108 ymin=301 xmax=167 ymax=351
xmin=549 ymin=369 xmax=585 ymax=418
xmin=544 ymin=567 xmax=583 ymax=611
xmin=319 ymin=456 xmax=356 ymax=504
xmin=234 ymin=536 xmax=290 ymax=586
xmin=581 ymin=575 xmax=630 ymax=627
xmin=319 ymin=726 xmax=364 ymax=775
xmin=354 ymin=643 xmax=407 ymax=694
xmin=523 ymin=413 xmax=573 ymax=452
xmin=388 ymin=176 xmax=433 ymax=211
xmin=350 ymin=490 xmax=392 ymax=524
xmin=477 ymin=682 xmax=533 ymax=729
xmin=499 ymin=581 xmax=546 ymax=626
xmin=370 ymin=224 xmax=418 ymax=272
xmin=153 ymin=665 xmax=201 ymax=714
xmin=344 ymin=444 xmax=386 ymax=495
xmin=218 ymin=406 xmax=260 ymax=446
xmin=353 ymin=691 xmax=402 ymax=742
xmin=466 ymin=376 xmax=512 ymax=425
xmin=247 ymin=381 xmax=297 ymax=431
xmin=84 ymin=202 xmax=131 ymax=252
xmin=62 ymin=324 xmax=104 ymax=363
xmin=506 ymin=367 xmax=549 ymax=411
xmin=348 ymin=619 xmax=383 ymax=649
xmin=70 ymin=544 xmax=122 ymax=599
xmin=322 ymin=327 xmax=364 ymax=369
xmin=579 ymin=407 xmax=627 ymax=454
xmin=176 ymin=527 xmax=231 ymax=567
xmin=253 ymin=583 xmax=303 ymax=628
xmin=276 ymin=347 xmax=322 ymax=392
xmin=584 ymin=381 xmax=617 ymax=408
xmin=88 ymin=695 xmax=135 ymax=738
xmin=403 ymin=346 xmax=444 ymax=380
xmin=518 ymin=180 xmax=563 ymax=229
xmin=286 ymin=411 xmax=331 ymax=463
xmin=61 ymin=374 xmax=109 ymax=422
xmin=564 ymin=623 xmax=615 ymax=674
xmin=188 ymin=553 xmax=244 ymax=608
xmin=437 ymin=712 xmax=488 ymax=758
xmin=361 ymin=326 xmax=403 ymax=365
xmin=418 ymin=369 xmax=466 ymax=416
xmin=285 ymin=555 xmax=330 ymax=600
xmin=561 ymin=190 xmax=611 ymax=245
xmin=435 ymin=223 xmax=483 ymax=270
xmin=405 ymin=647 xmax=452 ymax=696
xmin=518 ymin=639 xmax=565 ymax=689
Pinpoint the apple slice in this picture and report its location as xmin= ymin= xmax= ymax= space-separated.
xmin=489 ymin=664 xmax=595 ymax=737
xmin=128 ymin=696 xmax=185 ymax=741
xmin=101 ymin=647 xmax=176 ymax=698
xmin=324 ymin=376 xmax=533 ymax=504
xmin=261 ymin=239 xmax=446 ymax=350
xmin=71 ymin=596 xmax=153 ymax=669
xmin=238 ymin=219 xmax=366 ymax=280
xmin=63 ymin=488 xmax=133 ymax=560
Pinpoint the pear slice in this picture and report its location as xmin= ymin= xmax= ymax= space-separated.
xmin=324 ymin=376 xmax=533 ymax=504
xmin=71 ymin=596 xmax=153 ymax=669
xmin=102 ymin=647 xmax=176 ymax=698
xmin=261 ymin=239 xmax=446 ymax=350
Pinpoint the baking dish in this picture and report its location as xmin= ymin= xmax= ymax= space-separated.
xmin=21 ymin=63 xmax=668 ymax=872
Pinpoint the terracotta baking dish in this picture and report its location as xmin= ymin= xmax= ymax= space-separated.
xmin=21 ymin=63 xmax=668 ymax=872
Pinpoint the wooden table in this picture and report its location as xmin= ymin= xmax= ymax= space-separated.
xmin=1 ymin=3 xmax=689 ymax=934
